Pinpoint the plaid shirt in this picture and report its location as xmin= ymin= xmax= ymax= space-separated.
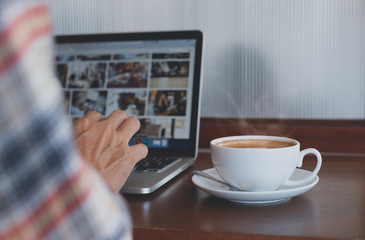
xmin=0 ymin=0 xmax=132 ymax=239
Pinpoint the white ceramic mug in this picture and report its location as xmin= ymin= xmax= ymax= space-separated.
xmin=210 ymin=135 xmax=322 ymax=192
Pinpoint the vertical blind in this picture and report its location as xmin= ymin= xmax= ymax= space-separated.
xmin=46 ymin=0 xmax=365 ymax=119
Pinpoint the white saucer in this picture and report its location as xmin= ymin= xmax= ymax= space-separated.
xmin=192 ymin=168 xmax=319 ymax=205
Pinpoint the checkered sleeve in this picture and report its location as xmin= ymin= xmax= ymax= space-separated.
xmin=0 ymin=0 xmax=132 ymax=239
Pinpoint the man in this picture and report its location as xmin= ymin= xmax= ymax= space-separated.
xmin=0 ymin=0 xmax=148 ymax=239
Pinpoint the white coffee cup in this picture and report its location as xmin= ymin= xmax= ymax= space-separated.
xmin=210 ymin=135 xmax=322 ymax=192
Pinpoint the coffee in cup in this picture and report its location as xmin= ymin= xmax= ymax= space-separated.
xmin=210 ymin=135 xmax=322 ymax=192
xmin=215 ymin=139 xmax=296 ymax=149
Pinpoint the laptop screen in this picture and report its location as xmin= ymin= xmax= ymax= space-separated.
xmin=54 ymin=31 xmax=203 ymax=157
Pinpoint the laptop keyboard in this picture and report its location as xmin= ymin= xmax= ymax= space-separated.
xmin=133 ymin=156 xmax=180 ymax=173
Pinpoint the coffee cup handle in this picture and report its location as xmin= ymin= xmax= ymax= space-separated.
xmin=282 ymin=148 xmax=322 ymax=187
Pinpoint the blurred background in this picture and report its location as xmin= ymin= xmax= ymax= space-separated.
xmin=46 ymin=0 xmax=365 ymax=120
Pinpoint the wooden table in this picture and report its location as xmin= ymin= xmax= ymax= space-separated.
xmin=123 ymin=152 xmax=365 ymax=240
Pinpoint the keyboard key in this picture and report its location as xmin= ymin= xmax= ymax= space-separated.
xmin=134 ymin=156 xmax=179 ymax=173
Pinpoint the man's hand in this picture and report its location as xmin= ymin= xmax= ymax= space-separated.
xmin=73 ymin=110 xmax=148 ymax=192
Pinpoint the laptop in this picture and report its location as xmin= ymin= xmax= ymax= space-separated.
xmin=54 ymin=30 xmax=203 ymax=194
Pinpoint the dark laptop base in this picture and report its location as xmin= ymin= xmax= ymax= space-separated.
xmin=121 ymin=157 xmax=195 ymax=194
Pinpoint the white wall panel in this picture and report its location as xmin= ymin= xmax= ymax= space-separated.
xmin=46 ymin=0 xmax=365 ymax=119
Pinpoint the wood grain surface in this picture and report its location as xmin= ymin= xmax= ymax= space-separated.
xmin=198 ymin=118 xmax=365 ymax=154
xmin=125 ymin=153 xmax=365 ymax=240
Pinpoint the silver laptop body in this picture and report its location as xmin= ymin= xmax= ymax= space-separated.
xmin=55 ymin=31 xmax=203 ymax=194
